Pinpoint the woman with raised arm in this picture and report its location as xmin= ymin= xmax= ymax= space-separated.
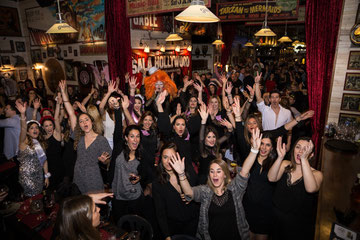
xmin=268 ymin=137 xmax=323 ymax=240
xmin=170 ymin=128 xmax=263 ymax=240
xmin=40 ymin=92 xmax=64 ymax=190
xmin=152 ymin=142 xmax=199 ymax=240
xmin=198 ymin=103 xmax=233 ymax=184
xmin=15 ymin=101 xmax=49 ymax=197
xmin=59 ymin=80 xmax=112 ymax=194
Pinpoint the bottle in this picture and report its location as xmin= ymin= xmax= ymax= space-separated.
xmin=350 ymin=173 xmax=360 ymax=211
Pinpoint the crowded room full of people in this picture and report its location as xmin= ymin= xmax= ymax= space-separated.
xmin=0 ymin=0 xmax=359 ymax=239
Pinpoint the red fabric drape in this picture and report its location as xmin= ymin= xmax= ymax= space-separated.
xmin=221 ymin=23 xmax=237 ymax=66
xmin=306 ymin=0 xmax=343 ymax=160
xmin=105 ymin=0 xmax=132 ymax=90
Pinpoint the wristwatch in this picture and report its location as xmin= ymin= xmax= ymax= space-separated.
xmin=44 ymin=172 xmax=51 ymax=179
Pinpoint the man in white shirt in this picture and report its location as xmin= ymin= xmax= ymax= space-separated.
xmin=254 ymin=72 xmax=292 ymax=131
xmin=0 ymin=101 xmax=20 ymax=160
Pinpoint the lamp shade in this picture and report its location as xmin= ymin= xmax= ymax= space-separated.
xmin=165 ymin=33 xmax=183 ymax=41
xmin=144 ymin=45 xmax=150 ymax=53
xmin=175 ymin=0 xmax=219 ymax=23
xmin=46 ymin=22 xmax=78 ymax=34
xmin=212 ymin=39 xmax=224 ymax=45
xmin=160 ymin=45 xmax=166 ymax=52
xmin=254 ymin=26 xmax=276 ymax=37
xmin=175 ymin=45 xmax=181 ymax=52
xmin=244 ymin=41 xmax=254 ymax=47
xmin=187 ymin=45 xmax=192 ymax=51
xmin=278 ymin=35 xmax=292 ymax=43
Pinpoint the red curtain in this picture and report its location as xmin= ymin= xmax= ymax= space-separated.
xmin=105 ymin=0 xmax=132 ymax=90
xmin=221 ymin=23 xmax=237 ymax=66
xmin=306 ymin=0 xmax=343 ymax=160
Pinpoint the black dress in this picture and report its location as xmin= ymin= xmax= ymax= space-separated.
xmin=140 ymin=129 xmax=158 ymax=186
xmin=272 ymin=172 xmax=317 ymax=240
xmin=46 ymin=135 xmax=64 ymax=190
xmin=243 ymin=160 xmax=275 ymax=234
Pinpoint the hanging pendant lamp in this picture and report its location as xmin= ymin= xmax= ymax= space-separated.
xmin=47 ymin=0 xmax=78 ymax=34
xmin=166 ymin=12 xmax=183 ymax=41
xmin=278 ymin=20 xmax=292 ymax=43
xmin=254 ymin=0 xmax=275 ymax=37
xmin=175 ymin=0 xmax=219 ymax=23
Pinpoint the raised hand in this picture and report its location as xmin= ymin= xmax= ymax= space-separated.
xmin=98 ymin=151 xmax=110 ymax=164
xmin=121 ymin=95 xmax=130 ymax=109
xmin=129 ymin=76 xmax=138 ymax=90
xmin=254 ymin=71 xmax=262 ymax=84
xmin=247 ymin=84 xmax=255 ymax=98
xmin=176 ymin=103 xmax=182 ymax=116
xmin=198 ymin=103 xmax=209 ymax=122
xmin=299 ymin=110 xmax=315 ymax=121
xmin=75 ymin=101 xmax=86 ymax=113
xmin=219 ymin=118 xmax=233 ymax=130
xmin=33 ymin=98 xmax=41 ymax=110
xmin=193 ymin=82 xmax=202 ymax=92
xmin=225 ymin=81 xmax=233 ymax=95
xmin=233 ymin=97 xmax=242 ymax=117
xmin=276 ymin=137 xmax=286 ymax=159
xmin=59 ymin=80 xmax=67 ymax=92
xmin=184 ymin=79 xmax=194 ymax=89
xmin=219 ymin=73 xmax=227 ymax=84
xmin=251 ymin=128 xmax=262 ymax=150
xmin=169 ymin=152 xmax=185 ymax=174
xmin=88 ymin=192 xmax=114 ymax=205
xmin=300 ymin=140 xmax=314 ymax=161
xmin=15 ymin=101 xmax=27 ymax=114
xmin=156 ymin=90 xmax=168 ymax=106
xmin=124 ymin=72 xmax=130 ymax=83
xmin=108 ymin=80 xmax=117 ymax=93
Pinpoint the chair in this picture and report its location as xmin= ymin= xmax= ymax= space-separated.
xmin=117 ymin=214 xmax=153 ymax=240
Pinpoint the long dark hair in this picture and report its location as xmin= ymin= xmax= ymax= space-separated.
xmin=201 ymin=126 xmax=220 ymax=158
xmin=123 ymin=125 xmax=142 ymax=162
xmin=56 ymin=195 xmax=101 ymax=240
xmin=259 ymin=133 xmax=277 ymax=172
xmin=138 ymin=111 xmax=157 ymax=131
xmin=171 ymin=115 xmax=188 ymax=139
xmin=286 ymin=137 xmax=315 ymax=172
xmin=26 ymin=122 xmax=47 ymax=150
xmin=156 ymin=142 xmax=177 ymax=184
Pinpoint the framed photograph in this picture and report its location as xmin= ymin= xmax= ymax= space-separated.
xmin=31 ymin=49 xmax=42 ymax=63
xmin=1 ymin=56 xmax=11 ymax=65
xmin=19 ymin=70 xmax=28 ymax=81
xmin=0 ymin=7 xmax=22 ymax=37
xmin=63 ymin=50 xmax=67 ymax=57
xmin=347 ymin=51 xmax=360 ymax=70
xmin=42 ymin=52 xmax=46 ymax=59
xmin=341 ymin=93 xmax=360 ymax=112
xmin=15 ymin=41 xmax=25 ymax=52
xmin=344 ymin=73 xmax=360 ymax=91
xmin=47 ymin=47 xmax=54 ymax=57
xmin=68 ymin=46 xmax=72 ymax=53
xmin=330 ymin=222 xmax=359 ymax=240
xmin=74 ymin=49 xmax=78 ymax=56
xmin=0 ymin=40 xmax=15 ymax=53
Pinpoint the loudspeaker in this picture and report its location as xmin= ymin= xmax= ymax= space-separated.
xmin=36 ymin=0 xmax=54 ymax=8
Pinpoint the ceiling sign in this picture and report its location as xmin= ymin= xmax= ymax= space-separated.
xmin=216 ymin=0 xmax=299 ymax=22
xmin=126 ymin=0 xmax=211 ymax=17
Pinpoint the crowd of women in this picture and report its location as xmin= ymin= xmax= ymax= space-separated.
xmin=0 ymin=60 xmax=323 ymax=240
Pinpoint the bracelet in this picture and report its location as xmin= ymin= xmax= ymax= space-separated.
xmin=44 ymin=172 xmax=51 ymax=178
xmin=63 ymin=101 xmax=69 ymax=103
xmin=251 ymin=148 xmax=259 ymax=154
xmin=180 ymin=177 xmax=187 ymax=181
xmin=295 ymin=118 xmax=300 ymax=123
xmin=178 ymin=172 xmax=186 ymax=177
xmin=20 ymin=117 xmax=26 ymax=120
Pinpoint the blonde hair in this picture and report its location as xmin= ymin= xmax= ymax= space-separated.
xmin=87 ymin=105 xmax=104 ymax=135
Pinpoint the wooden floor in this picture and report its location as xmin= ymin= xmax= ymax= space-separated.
xmin=315 ymin=138 xmax=360 ymax=239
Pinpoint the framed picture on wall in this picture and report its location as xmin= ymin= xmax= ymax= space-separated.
xmin=339 ymin=113 xmax=360 ymax=126
xmin=15 ymin=41 xmax=25 ymax=52
xmin=344 ymin=73 xmax=360 ymax=91
xmin=31 ymin=49 xmax=42 ymax=63
xmin=63 ymin=50 xmax=67 ymax=57
xmin=47 ymin=47 xmax=54 ymax=57
xmin=74 ymin=49 xmax=78 ymax=56
xmin=68 ymin=46 xmax=72 ymax=53
xmin=347 ymin=51 xmax=360 ymax=70
xmin=1 ymin=56 xmax=11 ymax=65
xmin=341 ymin=93 xmax=360 ymax=112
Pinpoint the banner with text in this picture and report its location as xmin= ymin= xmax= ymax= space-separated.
xmin=126 ymin=0 xmax=210 ymax=17
xmin=131 ymin=49 xmax=191 ymax=77
xmin=216 ymin=0 xmax=299 ymax=22
xmin=131 ymin=14 xmax=172 ymax=32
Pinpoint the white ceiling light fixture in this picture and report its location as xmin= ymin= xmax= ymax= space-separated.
xmin=187 ymin=45 xmax=192 ymax=51
xmin=254 ymin=0 xmax=276 ymax=37
xmin=166 ymin=12 xmax=183 ymax=42
xmin=175 ymin=0 xmax=219 ymax=23
xmin=46 ymin=0 xmax=78 ymax=34
xmin=160 ymin=45 xmax=166 ymax=52
xmin=144 ymin=44 xmax=150 ymax=53
xmin=278 ymin=20 xmax=292 ymax=43
xmin=175 ymin=45 xmax=181 ymax=52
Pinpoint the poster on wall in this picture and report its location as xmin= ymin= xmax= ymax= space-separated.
xmin=25 ymin=0 xmax=105 ymax=46
xmin=131 ymin=14 xmax=172 ymax=32
xmin=126 ymin=0 xmax=210 ymax=17
xmin=216 ymin=0 xmax=299 ymax=22
xmin=131 ymin=49 xmax=192 ymax=78
xmin=0 ymin=7 xmax=22 ymax=37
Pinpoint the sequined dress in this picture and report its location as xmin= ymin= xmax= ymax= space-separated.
xmin=18 ymin=146 xmax=43 ymax=197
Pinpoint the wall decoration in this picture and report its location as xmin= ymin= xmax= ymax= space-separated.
xmin=15 ymin=42 xmax=25 ymax=52
xmin=341 ymin=93 xmax=360 ymax=112
xmin=74 ymin=49 xmax=78 ymax=56
xmin=64 ymin=50 xmax=68 ymax=57
xmin=0 ymin=7 xmax=22 ymax=37
xmin=47 ymin=47 xmax=54 ymax=57
xmin=0 ymin=70 xmax=16 ymax=79
xmin=1 ymin=56 xmax=11 ymax=65
xmin=91 ymin=61 xmax=110 ymax=86
xmin=13 ymin=55 xmax=27 ymax=67
xmin=344 ymin=73 xmax=360 ymax=91
xmin=19 ymin=70 xmax=28 ymax=81
xmin=79 ymin=43 xmax=107 ymax=56
xmin=64 ymin=60 xmax=75 ymax=81
xmin=0 ymin=40 xmax=15 ymax=53
xmin=347 ymin=51 xmax=360 ymax=70
xmin=43 ymin=52 xmax=47 ymax=59
xmin=31 ymin=49 xmax=42 ymax=63
xmin=44 ymin=59 xmax=65 ymax=92
xmin=68 ymin=46 xmax=72 ymax=53
xmin=339 ymin=113 xmax=360 ymax=125
xmin=131 ymin=14 xmax=172 ymax=32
